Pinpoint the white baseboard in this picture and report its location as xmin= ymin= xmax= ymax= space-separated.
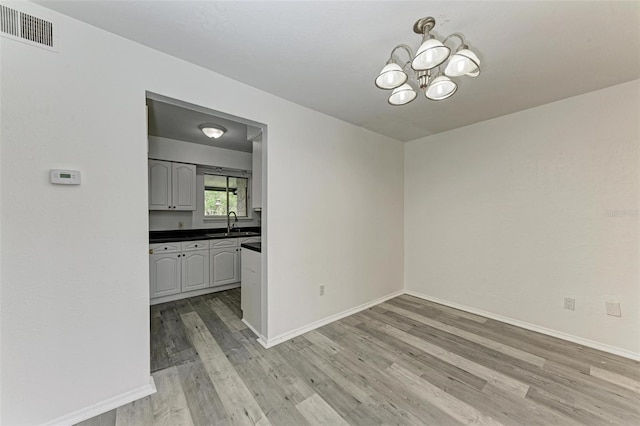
xmin=241 ymin=318 xmax=268 ymax=348
xmin=405 ymin=290 xmax=640 ymax=361
xmin=263 ymin=289 xmax=405 ymax=348
xmin=44 ymin=377 xmax=157 ymax=426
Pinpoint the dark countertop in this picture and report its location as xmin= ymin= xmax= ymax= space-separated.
xmin=241 ymin=242 xmax=261 ymax=253
xmin=150 ymin=227 xmax=260 ymax=244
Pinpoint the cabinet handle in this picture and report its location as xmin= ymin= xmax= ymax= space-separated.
xmin=149 ymin=249 xmax=154 ymax=254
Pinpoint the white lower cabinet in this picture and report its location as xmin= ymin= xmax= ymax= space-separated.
xmin=149 ymin=252 xmax=181 ymax=298
xmin=182 ymin=249 xmax=209 ymax=292
xmin=150 ymin=235 xmax=260 ymax=304
xmin=210 ymin=247 xmax=239 ymax=286
xmin=237 ymin=237 xmax=260 ymax=278
xmin=241 ymin=247 xmax=262 ymax=334
xmin=150 ymin=239 xmax=209 ymax=301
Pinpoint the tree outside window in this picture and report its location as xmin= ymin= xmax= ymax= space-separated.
xmin=204 ymin=174 xmax=248 ymax=218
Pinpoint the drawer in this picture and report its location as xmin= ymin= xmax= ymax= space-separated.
xmin=239 ymin=236 xmax=261 ymax=245
xmin=210 ymin=238 xmax=238 ymax=249
xmin=149 ymin=242 xmax=180 ymax=254
xmin=181 ymin=240 xmax=209 ymax=252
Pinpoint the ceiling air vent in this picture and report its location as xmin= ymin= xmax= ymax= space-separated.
xmin=1 ymin=5 xmax=57 ymax=51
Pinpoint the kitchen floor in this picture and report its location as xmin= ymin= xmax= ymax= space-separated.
xmin=79 ymin=289 xmax=640 ymax=425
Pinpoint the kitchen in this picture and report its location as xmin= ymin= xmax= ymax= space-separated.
xmin=146 ymin=94 xmax=266 ymax=340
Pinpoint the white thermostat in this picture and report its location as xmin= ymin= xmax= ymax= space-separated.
xmin=50 ymin=169 xmax=81 ymax=185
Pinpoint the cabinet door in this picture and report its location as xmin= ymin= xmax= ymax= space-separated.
xmin=210 ymin=247 xmax=239 ymax=287
xmin=148 ymin=160 xmax=172 ymax=210
xmin=182 ymin=249 xmax=209 ymax=292
xmin=241 ymin=249 xmax=261 ymax=332
xmin=238 ymin=237 xmax=260 ymax=279
xmin=172 ymin=163 xmax=196 ymax=211
xmin=150 ymin=253 xmax=181 ymax=298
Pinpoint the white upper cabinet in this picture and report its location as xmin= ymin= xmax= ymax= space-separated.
xmin=252 ymin=140 xmax=262 ymax=210
xmin=172 ymin=162 xmax=196 ymax=210
xmin=148 ymin=160 xmax=196 ymax=211
xmin=148 ymin=160 xmax=172 ymax=210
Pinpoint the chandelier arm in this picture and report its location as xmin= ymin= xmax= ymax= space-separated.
xmin=443 ymin=33 xmax=467 ymax=49
xmin=389 ymin=44 xmax=415 ymax=64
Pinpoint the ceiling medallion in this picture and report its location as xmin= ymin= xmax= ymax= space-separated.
xmin=375 ymin=16 xmax=480 ymax=105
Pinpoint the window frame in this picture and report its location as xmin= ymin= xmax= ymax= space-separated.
xmin=202 ymin=169 xmax=252 ymax=222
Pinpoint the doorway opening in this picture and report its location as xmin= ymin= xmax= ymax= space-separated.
xmin=145 ymin=92 xmax=268 ymax=374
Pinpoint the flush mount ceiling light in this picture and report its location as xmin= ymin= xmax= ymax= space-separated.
xmin=375 ymin=16 xmax=480 ymax=104
xmin=199 ymin=124 xmax=226 ymax=139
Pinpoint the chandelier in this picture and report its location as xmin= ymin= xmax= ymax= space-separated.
xmin=375 ymin=16 xmax=480 ymax=105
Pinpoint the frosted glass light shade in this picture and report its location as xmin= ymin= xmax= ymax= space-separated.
xmin=425 ymin=75 xmax=457 ymax=100
xmin=388 ymin=84 xmax=417 ymax=105
xmin=444 ymin=49 xmax=480 ymax=77
xmin=375 ymin=63 xmax=408 ymax=90
xmin=412 ymin=38 xmax=451 ymax=70
xmin=200 ymin=125 xmax=226 ymax=138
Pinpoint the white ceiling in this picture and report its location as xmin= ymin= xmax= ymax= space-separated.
xmin=39 ymin=1 xmax=640 ymax=142
xmin=147 ymin=99 xmax=255 ymax=152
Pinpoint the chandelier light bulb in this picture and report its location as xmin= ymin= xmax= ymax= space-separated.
xmin=444 ymin=48 xmax=480 ymax=77
xmin=411 ymin=37 xmax=451 ymax=71
xmin=375 ymin=62 xmax=408 ymax=90
xmin=425 ymin=75 xmax=458 ymax=101
xmin=388 ymin=84 xmax=417 ymax=106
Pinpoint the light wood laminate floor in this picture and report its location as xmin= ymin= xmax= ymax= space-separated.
xmin=78 ymin=289 xmax=640 ymax=425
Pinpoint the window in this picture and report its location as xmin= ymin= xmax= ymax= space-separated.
xmin=204 ymin=174 xmax=249 ymax=218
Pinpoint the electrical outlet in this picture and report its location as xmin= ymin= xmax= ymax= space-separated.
xmin=319 ymin=284 xmax=325 ymax=296
xmin=564 ymin=297 xmax=575 ymax=310
xmin=606 ymin=301 xmax=621 ymax=317
xmin=178 ymin=221 xmax=184 ymax=229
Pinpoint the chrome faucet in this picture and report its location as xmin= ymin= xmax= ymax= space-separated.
xmin=227 ymin=211 xmax=238 ymax=233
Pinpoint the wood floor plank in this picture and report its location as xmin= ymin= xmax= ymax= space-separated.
xmin=114 ymin=395 xmax=153 ymax=426
xmin=150 ymin=366 xmax=194 ymax=426
xmin=235 ymin=328 xmax=315 ymax=406
xmin=525 ymin=386 xmax=627 ymax=426
xmin=590 ymin=366 xmax=640 ymax=393
xmin=150 ymin=311 xmax=172 ymax=373
xmin=380 ymin=302 xmax=547 ymax=367
xmin=481 ymin=384 xmax=582 ymax=426
xmin=231 ymin=333 xmax=314 ymax=421
xmin=302 ymin=330 xmax=343 ymax=355
xmin=296 ymin=393 xmax=350 ymax=426
xmin=176 ymin=359 xmax=229 ymax=425
xmin=274 ymin=343 xmax=364 ymax=416
xmin=328 ymin=346 xmax=465 ymax=425
xmin=397 ymin=298 xmax=595 ymax=374
xmin=158 ymin=303 xmax=199 ymax=367
xmin=180 ymin=311 xmax=271 ymax=426
xmin=378 ymin=322 xmax=531 ymax=397
xmin=76 ymin=409 xmax=116 ymax=426
xmin=396 ymin=294 xmax=488 ymax=323
xmin=189 ymin=295 xmax=251 ymax=364
xmin=209 ymin=298 xmax=247 ymax=332
xmin=352 ymin=319 xmax=489 ymax=391
xmin=388 ymin=362 xmax=503 ymax=426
